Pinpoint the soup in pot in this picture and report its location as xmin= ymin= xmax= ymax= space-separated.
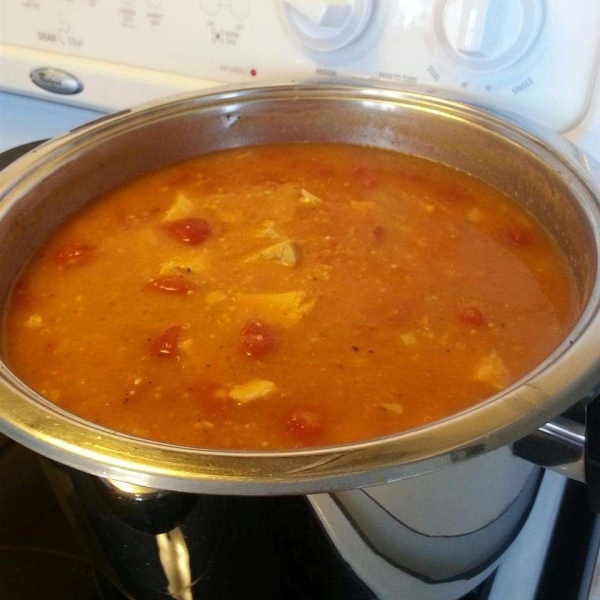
xmin=2 ymin=144 xmax=579 ymax=449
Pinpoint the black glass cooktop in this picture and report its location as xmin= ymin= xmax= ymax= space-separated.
xmin=1 ymin=438 xmax=498 ymax=600
xmin=0 ymin=436 xmax=98 ymax=599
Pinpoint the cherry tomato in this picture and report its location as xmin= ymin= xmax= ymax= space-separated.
xmin=501 ymin=228 xmax=532 ymax=246
xmin=371 ymin=225 xmax=385 ymax=242
xmin=308 ymin=165 xmax=334 ymax=178
xmin=152 ymin=325 xmax=181 ymax=357
xmin=399 ymin=170 xmax=427 ymax=184
xmin=439 ymin=183 xmax=469 ymax=203
xmin=163 ymin=218 xmax=211 ymax=245
xmin=11 ymin=276 xmax=30 ymax=308
xmin=43 ymin=341 xmax=57 ymax=354
xmin=166 ymin=171 xmax=195 ymax=186
xmin=286 ymin=409 xmax=324 ymax=445
xmin=146 ymin=276 xmax=195 ymax=294
xmin=459 ymin=307 xmax=486 ymax=326
xmin=54 ymin=243 xmax=95 ymax=266
xmin=352 ymin=167 xmax=380 ymax=188
xmin=239 ymin=319 xmax=276 ymax=357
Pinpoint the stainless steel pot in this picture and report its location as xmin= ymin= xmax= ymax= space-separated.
xmin=0 ymin=82 xmax=599 ymax=600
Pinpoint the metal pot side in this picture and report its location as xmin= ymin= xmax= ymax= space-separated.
xmin=0 ymin=82 xmax=599 ymax=495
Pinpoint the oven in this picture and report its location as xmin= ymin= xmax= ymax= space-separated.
xmin=1 ymin=2 xmax=599 ymax=600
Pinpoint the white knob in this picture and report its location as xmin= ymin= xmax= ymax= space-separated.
xmin=454 ymin=0 xmax=502 ymax=56
xmin=438 ymin=0 xmax=544 ymax=71
xmin=285 ymin=0 xmax=351 ymax=28
xmin=281 ymin=0 xmax=373 ymax=52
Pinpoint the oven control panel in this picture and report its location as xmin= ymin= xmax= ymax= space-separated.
xmin=0 ymin=0 xmax=599 ymax=132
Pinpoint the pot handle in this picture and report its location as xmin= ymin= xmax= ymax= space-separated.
xmin=512 ymin=393 xmax=600 ymax=512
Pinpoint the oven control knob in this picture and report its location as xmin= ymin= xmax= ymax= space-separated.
xmin=439 ymin=0 xmax=544 ymax=71
xmin=281 ymin=0 xmax=374 ymax=52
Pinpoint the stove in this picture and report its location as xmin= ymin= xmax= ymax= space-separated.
xmin=0 ymin=431 xmax=598 ymax=600
xmin=1 ymin=2 xmax=600 ymax=599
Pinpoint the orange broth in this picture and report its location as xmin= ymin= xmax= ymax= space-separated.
xmin=2 ymin=144 xmax=579 ymax=449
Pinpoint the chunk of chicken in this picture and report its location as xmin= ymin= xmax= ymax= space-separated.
xmin=229 ymin=379 xmax=276 ymax=404
xmin=256 ymin=220 xmax=283 ymax=240
xmin=350 ymin=201 xmax=376 ymax=213
xmin=159 ymin=255 xmax=207 ymax=275
xmin=163 ymin=193 xmax=193 ymax=222
xmin=380 ymin=403 xmax=403 ymax=415
xmin=24 ymin=314 xmax=43 ymax=328
xmin=299 ymin=189 xmax=323 ymax=206
xmin=466 ymin=208 xmax=483 ymax=223
xmin=474 ymin=353 xmax=509 ymax=390
xmin=235 ymin=291 xmax=315 ymax=327
xmin=244 ymin=240 xmax=299 ymax=267
xmin=399 ymin=332 xmax=417 ymax=347
xmin=205 ymin=291 xmax=227 ymax=305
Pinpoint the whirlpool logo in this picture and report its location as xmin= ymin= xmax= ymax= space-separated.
xmin=30 ymin=67 xmax=83 ymax=95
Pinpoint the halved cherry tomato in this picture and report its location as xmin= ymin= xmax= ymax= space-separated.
xmin=286 ymin=409 xmax=324 ymax=445
xmin=352 ymin=167 xmax=380 ymax=188
xmin=11 ymin=276 xmax=30 ymax=308
xmin=371 ymin=225 xmax=385 ymax=242
xmin=43 ymin=341 xmax=57 ymax=354
xmin=239 ymin=319 xmax=275 ymax=357
xmin=459 ymin=307 xmax=486 ymax=326
xmin=398 ymin=170 xmax=427 ymax=184
xmin=152 ymin=325 xmax=182 ymax=357
xmin=163 ymin=218 xmax=211 ymax=245
xmin=501 ymin=228 xmax=532 ymax=246
xmin=166 ymin=171 xmax=195 ymax=186
xmin=438 ymin=183 xmax=469 ymax=204
xmin=146 ymin=276 xmax=195 ymax=294
xmin=308 ymin=165 xmax=334 ymax=178
xmin=54 ymin=243 xmax=95 ymax=266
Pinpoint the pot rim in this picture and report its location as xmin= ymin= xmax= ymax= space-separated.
xmin=0 ymin=81 xmax=599 ymax=495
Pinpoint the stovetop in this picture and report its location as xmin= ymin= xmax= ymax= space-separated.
xmin=0 ymin=435 xmax=98 ymax=599
xmin=1 ymin=435 xmax=599 ymax=600
xmin=0 ymin=92 xmax=599 ymax=600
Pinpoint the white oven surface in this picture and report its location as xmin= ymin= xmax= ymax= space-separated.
xmin=1 ymin=0 xmax=600 ymax=134
xmin=0 ymin=90 xmax=103 ymax=153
